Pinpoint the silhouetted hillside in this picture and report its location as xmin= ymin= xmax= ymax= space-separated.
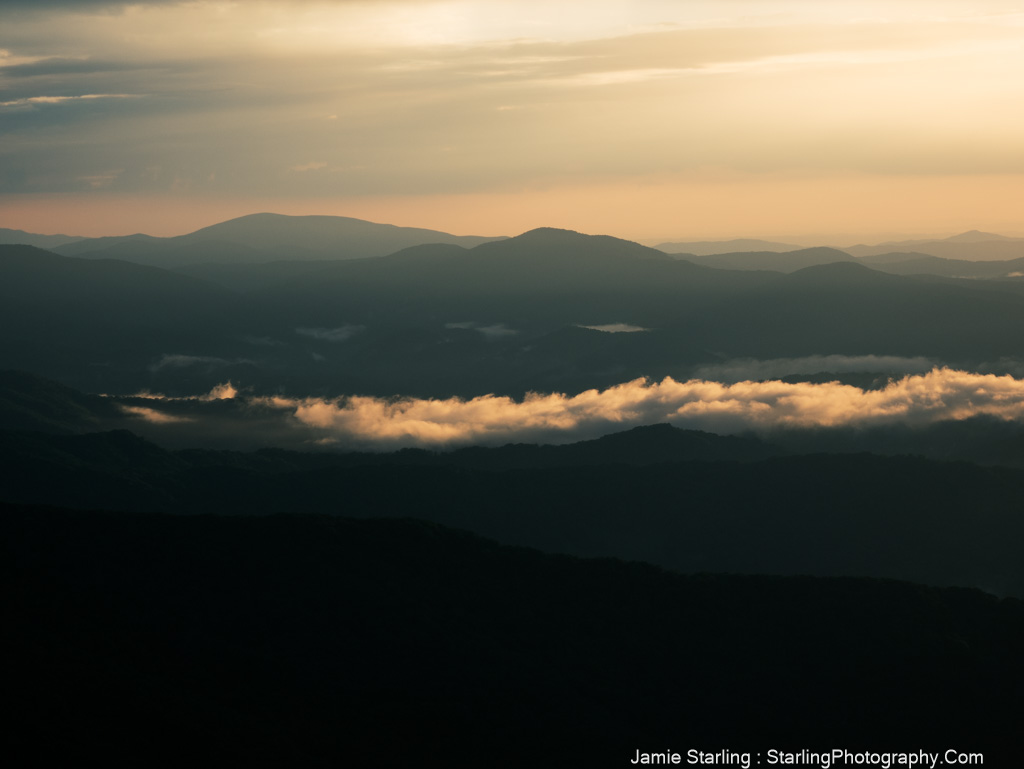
xmin=700 ymin=261 xmax=1024 ymax=360
xmin=10 ymin=226 xmax=1024 ymax=397
xmin=681 ymin=244 xmax=1024 ymax=279
xmin=0 ymin=370 xmax=119 ymax=433
xmin=0 ymin=245 xmax=247 ymax=391
xmin=53 ymin=232 xmax=163 ymax=256
xmin=5 ymin=503 xmax=1022 ymax=765
xmin=0 ymin=226 xmax=83 ymax=249
xmin=863 ymin=253 xmax=1024 ymax=279
xmin=656 ymin=237 xmax=801 ymax=255
xmin=4 ymin=421 xmax=1024 ymax=596
xmin=52 ymin=213 xmax=504 ymax=266
xmin=682 ymin=246 xmax=854 ymax=272
xmin=248 ymin=227 xmax=773 ymax=329
xmin=846 ymin=231 xmax=1024 ymax=261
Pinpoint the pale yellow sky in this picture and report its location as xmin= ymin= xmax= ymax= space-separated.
xmin=2 ymin=0 xmax=1024 ymax=241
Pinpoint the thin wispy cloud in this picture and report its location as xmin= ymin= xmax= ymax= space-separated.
xmin=4 ymin=1 xmax=1024 ymax=238
xmin=445 ymin=321 xmax=518 ymax=339
xmin=295 ymin=325 xmax=364 ymax=342
xmin=119 ymin=405 xmax=192 ymax=424
xmin=0 ymin=93 xmax=141 ymax=108
xmin=290 ymin=162 xmax=328 ymax=172
xmin=148 ymin=354 xmax=254 ymax=372
xmin=577 ymin=323 xmax=649 ymax=333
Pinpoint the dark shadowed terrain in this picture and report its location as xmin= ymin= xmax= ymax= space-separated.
xmin=5 ymin=504 xmax=1022 ymax=766
xmin=4 ymin=217 xmax=1024 ymax=764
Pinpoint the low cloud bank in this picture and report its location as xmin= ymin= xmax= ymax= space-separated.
xmin=117 ymin=368 xmax=1024 ymax=450
xmin=258 ymin=368 xmax=1024 ymax=448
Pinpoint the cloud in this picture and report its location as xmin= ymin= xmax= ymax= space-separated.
xmin=290 ymin=161 xmax=328 ymax=172
xmin=119 ymin=404 xmax=192 ymax=424
xmin=108 ymin=368 xmax=1024 ymax=451
xmin=476 ymin=323 xmax=518 ymax=339
xmin=148 ymin=354 xmax=253 ymax=371
xmin=6 ymin=2 xmax=1024 ymax=207
xmin=125 ymin=382 xmax=238 ymax=401
xmin=577 ymin=323 xmax=649 ymax=333
xmin=445 ymin=321 xmax=518 ymax=339
xmin=0 ymin=93 xmax=141 ymax=108
xmin=78 ymin=169 xmax=121 ymax=188
xmin=237 ymin=368 xmax=1024 ymax=449
xmin=202 ymin=382 xmax=238 ymax=401
xmin=0 ymin=57 xmax=139 ymax=78
xmin=295 ymin=325 xmax=364 ymax=342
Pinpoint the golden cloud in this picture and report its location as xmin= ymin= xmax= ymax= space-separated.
xmin=247 ymin=368 xmax=1024 ymax=448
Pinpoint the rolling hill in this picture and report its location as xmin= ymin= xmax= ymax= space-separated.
xmin=845 ymin=230 xmax=1024 ymax=261
xmin=51 ymin=212 xmax=505 ymax=267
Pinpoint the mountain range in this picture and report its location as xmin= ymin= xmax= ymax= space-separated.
xmin=7 ymin=213 xmax=1024 ymax=264
xmin=7 ymin=225 xmax=1024 ymax=397
xmin=844 ymin=230 xmax=1024 ymax=261
xmin=0 ymin=227 xmax=84 ymax=250
xmin=47 ymin=212 xmax=505 ymax=267
xmin=659 ymin=229 xmax=1024 ymax=261
xmin=5 ymin=211 xmax=1024 ymax=763
xmin=656 ymin=237 xmax=803 ymax=254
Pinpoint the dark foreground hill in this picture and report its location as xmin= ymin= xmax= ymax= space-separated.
xmin=5 ymin=422 xmax=1024 ymax=597
xmin=0 ymin=370 xmax=122 ymax=433
xmin=5 ymin=503 xmax=1022 ymax=765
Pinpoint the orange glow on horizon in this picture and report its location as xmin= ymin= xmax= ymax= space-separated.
xmin=3 ymin=173 xmax=1024 ymax=244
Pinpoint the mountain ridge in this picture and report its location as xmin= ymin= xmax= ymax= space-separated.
xmin=49 ymin=212 xmax=506 ymax=267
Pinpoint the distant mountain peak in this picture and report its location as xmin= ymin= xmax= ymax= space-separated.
xmin=51 ymin=212 xmax=505 ymax=265
xmin=945 ymin=230 xmax=1014 ymax=243
xmin=513 ymin=227 xmax=586 ymax=240
xmin=488 ymin=227 xmax=672 ymax=261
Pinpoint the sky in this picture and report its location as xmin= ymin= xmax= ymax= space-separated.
xmin=2 ymin=0 xmax=1024 ymax=242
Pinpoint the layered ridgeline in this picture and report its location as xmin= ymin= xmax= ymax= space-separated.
xmin=668 ymin=246 xmax=1024 ymax=280
xmin=0 ymin=226 xmax=84 ymax=250
xmin=844 ymin=229 xmax=1024 ymax=261
xmin=6 ymin=213 xmax=1024 ymax=763
xmin=48 ymin=212 xmax=505 ymax=267
xmin=7 ymin=227 xmax=1024 ymax=397
xmin=659 ymin=229 xmax=1024 ymax=262
xmin=5 ymin=371 xmax=1024 ymax=598
xmin=658 ymin=229 xmax=1024 ymax=280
